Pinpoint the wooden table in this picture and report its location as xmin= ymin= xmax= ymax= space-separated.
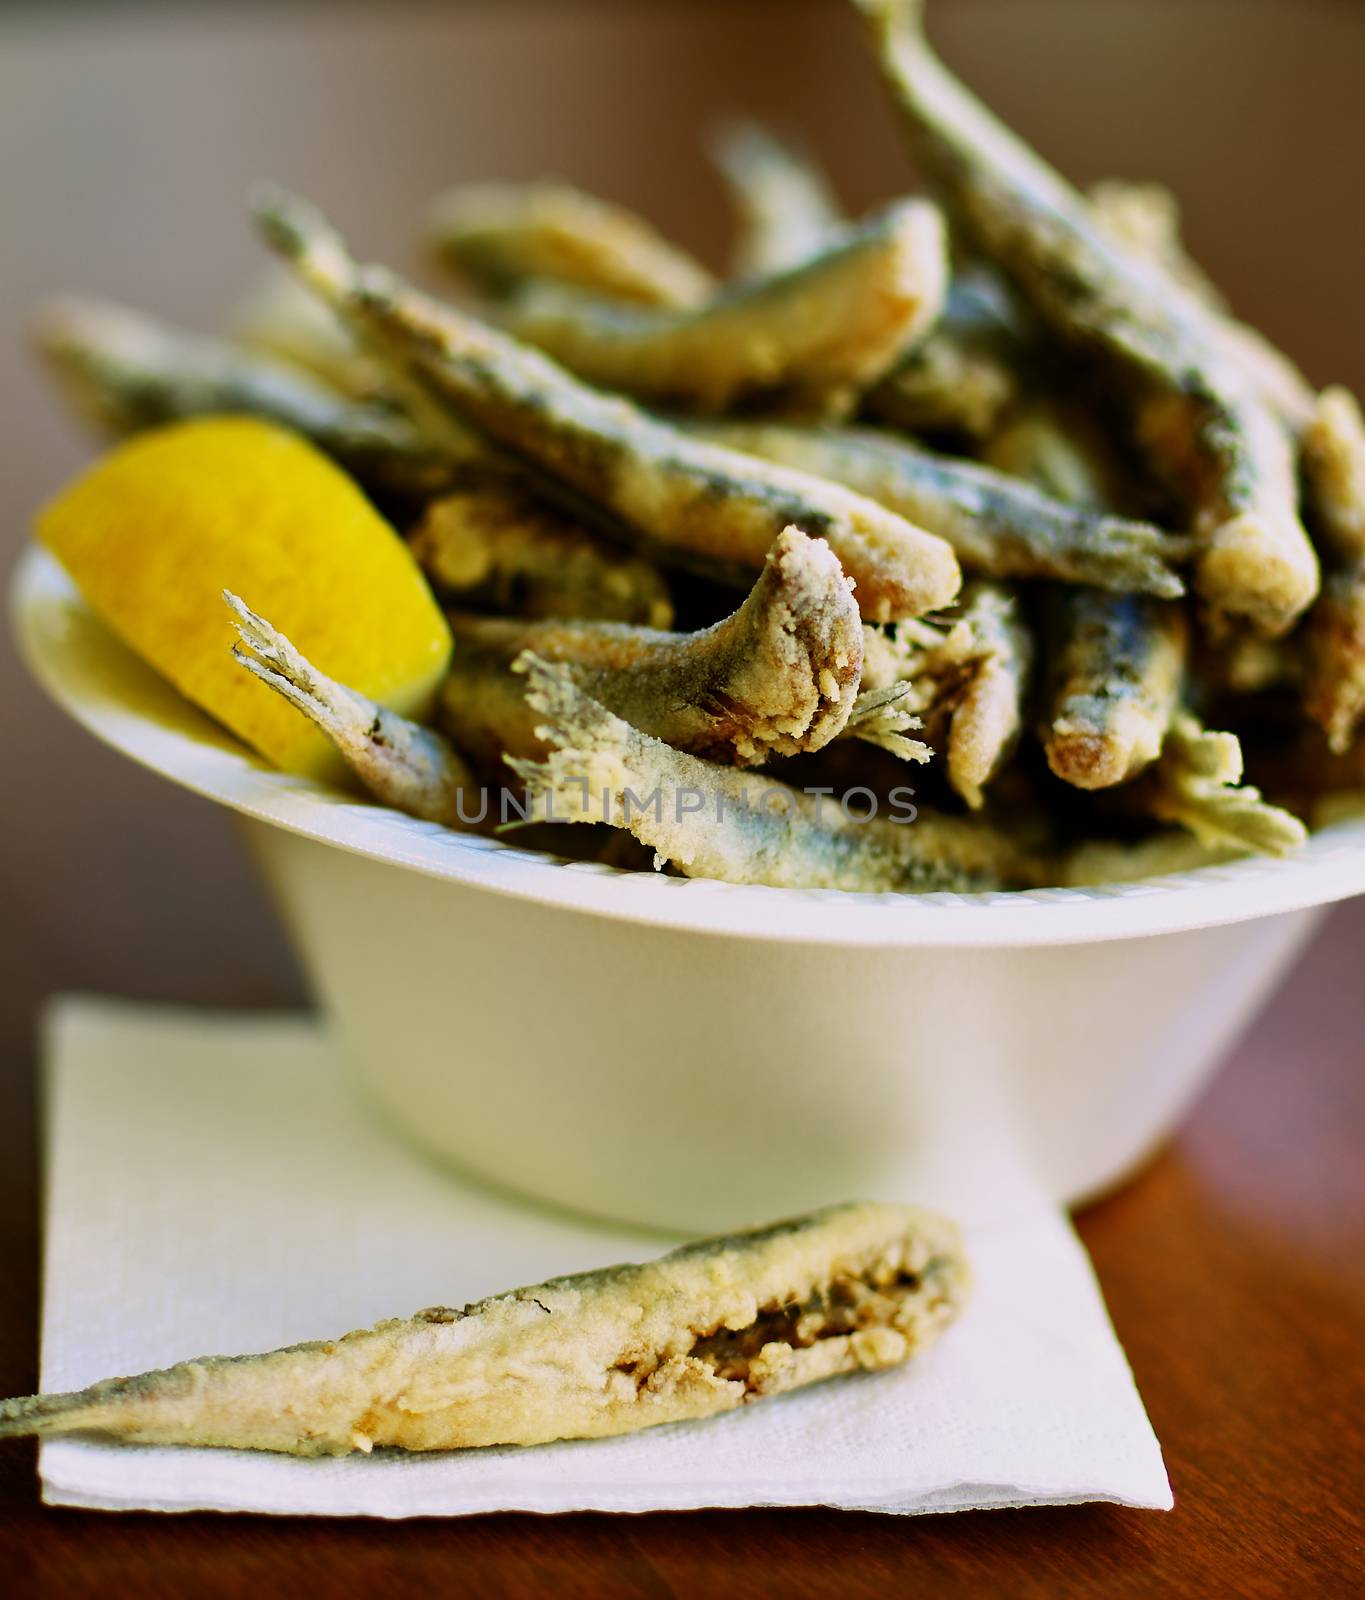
xmin=2 ymin=903 xmax=1362 ymax=1596
xmin=1 ymin=1 xmax=1362 ymax=1592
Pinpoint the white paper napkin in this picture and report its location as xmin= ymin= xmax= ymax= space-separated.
xmin=33 ymin=996 xmax=1171 ymax=1517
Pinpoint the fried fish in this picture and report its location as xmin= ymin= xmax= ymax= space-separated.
xmin=0 ymin=1203 xmax=969 ymax=1456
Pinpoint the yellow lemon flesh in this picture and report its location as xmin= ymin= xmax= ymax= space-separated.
xmin=35 ymin=416 xmax=452 ymax=778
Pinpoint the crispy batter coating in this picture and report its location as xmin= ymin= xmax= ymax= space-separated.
xmin=410 ymin=479 xmax=674 ymax=627
xmin=1304 ymin=567 xmax=1365 ymax=757
xmin=427 ymin=180 xmax=715 ymax=308
xmin=1137 ymin=383 xmax=1312 ymax=637
xmin=1088 ymin=178 xmax=1316 ymax=432
xmin=712 ymin=121 xmax=843 ymax=278
xmin=698 ymin=419 xmax=1189 ymax=596
xmin=1041 ymin=590 xmax=1188 ymax=791
xmin=856 ymin=0 xmax=1319 ymax=635
xmin=441 ymin=526 xmax=864 ymax=769
xmin=1303 ymin=387 xmax=1365 ymax=558
xmin=708 ymin=124 xmax=1020 ymax=439
xmin=510 ymin=657 xmax=1041 ymax=891
xmin=231 ymin=265 xmax=391 ymax=402
xmin=499 ymin=200 xmax=949 ymax=415
xmin=1062 ymin=830 xmax=1241 ymax=887
xmin=1132 ymin=712 xmax=1307 ymax=857
xmin=853 ymin=617 xmax=976 ymax=769
xmin=865 ymin=333 xmax=1017 ymax=443
xmin=1301 ymin=388 xmax=1365 ymax=750
xmin=255 ymin=189 xmax=962 ymax=621
xmin=980 ymin=399 xmax=1126 ymax=512
xmin=0 ymin=1203 xmax=969 ymax=1456
xmin=944 ymin=584 xmax=1033 ymax=809
xmin=863 ymin=269 xmax=1024 ymax=441
xmin=855 ymin=586 xmax=1030 ymax=806
xmin=985 ymin=398 xmax=1190 ymax=795
xmin=35 ymin=297 xmax=468 ymax=498
xmin=226 ymin=592 xmax=475 ymax=824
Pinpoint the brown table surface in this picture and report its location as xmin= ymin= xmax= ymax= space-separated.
xmin=2 ymin=1 xmax=1363 ymax=1593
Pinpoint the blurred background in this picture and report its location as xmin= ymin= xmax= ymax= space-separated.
xmin=2 ymin=0 xmax=1364 ymax=1078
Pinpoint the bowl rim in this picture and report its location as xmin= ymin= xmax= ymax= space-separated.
xmin=14 ymin=541 xmax=1365 ymax=949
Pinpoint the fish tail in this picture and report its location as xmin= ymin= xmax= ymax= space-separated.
xmin=0 ymin=1389 xmax=100 ymax=1440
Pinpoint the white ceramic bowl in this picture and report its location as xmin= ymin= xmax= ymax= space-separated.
xmin=14 ymin=544 xmax=1365 ymax=1230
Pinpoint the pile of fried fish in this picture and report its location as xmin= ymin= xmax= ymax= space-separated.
xmin=38 ymin=0 xmax=1365 ymax=894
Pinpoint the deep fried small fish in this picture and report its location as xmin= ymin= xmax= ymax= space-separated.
xmin=698 ymin=419 xmax=1188 ymax=595
xmin=255 ymin=189 xmax=962 ymax=621
xmin=856 ymin=0 xmax=1318 ymax=635
xmin=712 ymin=121 xmax=843 ymax=278
xmin=1303 ymin=567 xmax=1365 ymax=756
xmin=226 ymin=592 xmax=475 ymax=825
xmin=709 ymin=122 xmax=1021 ymax=439
xmin=978 ymin=390 xmax=1186 ymax=794
xmin=862 ymin=269 xmax=1025 ymax=441
xmin=942 ymin=584 xmax=1033 ymax=809
xmin=1132 ymin=712 xmax=1307 ymax=857
xmin=427 ymin=180 xmax=715 ymax=308
xmin=499 ymin=200 xmax=949 ymax=415
xmin=231 ymin=264 xmax=391 ymax=402
xmin=0 ymin=1203 xmax=968 ymax=1455
xmin=1041 ymin=590 xmax=1188 ymax=790
xmin=35 ymin=297 xmax=468 ymax=498
xmin=1301 ymin=388 xmax=1365 ymax=750
xmin=1088 ymin=178 xmax=1316 ymax=432
xmin=410 ymin=479 xmax=674 ymax=627
xmin=442 ymin=526 xmax=864 ymax=769
xmin=980 ymin=398 xmax=1126 ymax=512
xmin=510 ymin=656 xmax=1041 ymax=891
xmin=855 ymin=586 xmax=1030 ymax=806
xmin=1063 ymin=830 xmax=1241 ymax=888
xmin=233 ymin=531 xmax=862 ymax=779
xmin=1303 ymin=387 xmax=1365 ymax=554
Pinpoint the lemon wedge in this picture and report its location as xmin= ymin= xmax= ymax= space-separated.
xmin=35 ymin=416 xmax=452 ymax=777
